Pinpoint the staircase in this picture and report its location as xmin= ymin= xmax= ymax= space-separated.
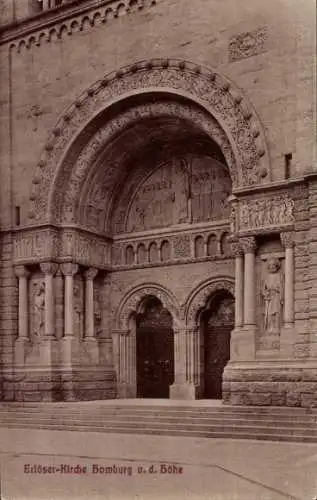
xmin=0 ymin=401 xmax=317 ymax=443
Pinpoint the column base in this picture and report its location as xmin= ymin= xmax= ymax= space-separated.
xmin=14 ymin=338 xmax=30 ymax=367
xmin=230 ymin=326 xmax=256 ymax=361
xmin=169 ymin=383 xmax=201 ymax=400
xmin=117 ymin=383 xmax=136 ymax=399
xmin=83 ymin=337 xmax=99 ymax=364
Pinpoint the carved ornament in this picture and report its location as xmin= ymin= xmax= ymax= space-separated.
xmin=239 ymin=236 xmax=256 ymax=253
xmin=185 ymin=277 xmax=235 ymax=325
xmin=115 ymin=283 xmax=180 ymax=330
xmin=233 ymin=195 xmax=295 ymax=234
xmin=27 ymin=59 xmax=270 ymax=226
xmin=13 ymin=226 xmax=111 ymax=269
xmin=229 ymin=27 xmax=268 ymax=62
xmin=280 ymin=231 xmax=295 ymax=249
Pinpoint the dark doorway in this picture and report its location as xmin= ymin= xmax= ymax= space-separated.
xmin=202 ymin=292 xmax=234 ymax=399
xmin=136 ymin=297 xmax=174 ymax=398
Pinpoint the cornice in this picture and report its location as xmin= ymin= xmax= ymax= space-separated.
xmin=0 ymin=0 xmax=157 ymax=49
xmin=232 ymin=176 xmax=307 ymax=197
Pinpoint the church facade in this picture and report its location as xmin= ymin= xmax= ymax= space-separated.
xmin=0 ymin=0 xmax=316 ymax=405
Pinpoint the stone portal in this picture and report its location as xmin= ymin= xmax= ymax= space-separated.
xmin=136 ymin=297 xmax=174 ymax=398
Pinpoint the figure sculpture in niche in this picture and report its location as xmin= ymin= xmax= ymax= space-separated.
xmin=34 ymin=281 xmax=45 ymax=339
xmin=261 ymin=258 xmax=284 ymax=334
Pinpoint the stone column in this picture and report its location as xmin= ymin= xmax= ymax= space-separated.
xmin=280 ymin=232 xmax=295 ymax=357
xmin=14 ymin=265 xmax=30 ymax=365
xmin=39 ymin=262 xmax=58 ymax=369
xmin=281 ymin=232 xmax=295 ymax=326
xmin=116 ymin=329 xmax=136 ymax=398
xmin=170 ymin=324 xmax=200 ymax=400
xmin=40 ymin=262 xmax=58 ymax=338
xmin=232 ymin=241 xmax=244 ymax=329
xmin=54 ymin=269 xmax=64 ymax=340
xmin=99 ymin=274 xmax=113 ymax=366
xmin=234 ymin=236 xmax=256 ymax=360
xmin=60 ymin=263 xmax=78 ymax=401
xmin=84 ymin=267 xmax=99 ymax=363
xmin=241 ymin=237 xmax=256 ymax=327
xmin=61 ymin=263 xmax=78 ymax=338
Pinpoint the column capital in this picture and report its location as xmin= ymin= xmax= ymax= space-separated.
xmin=231 ymin=240 xmax=243 ymax=257
xmin=40 ymin=262 xmax=58 ymax=275
xmin=280 ymin=231 xmax=295 ymax=248
xmin=84 ymin=267 xmax=98 ymax=280
xmin=14 ymin=265 xmax=30 ymax=278
xmin=240 ymin=236 xmax=256 ymax=253
xmin=60 ymin=262 xmax=78 ymax=277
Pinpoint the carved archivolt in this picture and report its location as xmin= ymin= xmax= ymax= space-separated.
xmin=184 ymin=277 xmax=235 ymax=326
xmin=27 ymin=59 xmax=270 ymax=226
xmin=115 ymin=283 xmax=180 ymax=330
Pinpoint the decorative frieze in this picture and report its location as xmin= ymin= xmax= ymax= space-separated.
xmin=232 ymin=195 xmax=295 ymax=234
xmin=13 ymin=226 xmax=111 ymax=269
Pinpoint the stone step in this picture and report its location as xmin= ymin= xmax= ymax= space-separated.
xmin=2 ymin=421 xmax=317 ymax=443
xmin=1 ymin=413 xmax=317 ymax=435
xmin=1 ymin=408 xmax=316 ymax=425
xmin=0 ymin=412 xmax=316 ymax=428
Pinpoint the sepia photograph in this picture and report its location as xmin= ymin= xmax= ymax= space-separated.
xmin=0 ymin=0 xmax=316 ymax=498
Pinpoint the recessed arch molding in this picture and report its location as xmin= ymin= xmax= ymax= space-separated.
xmin=27 ymin=58 xmax=270 ymax=227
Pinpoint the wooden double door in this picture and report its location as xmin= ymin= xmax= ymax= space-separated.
xmin=136 ymin=299 xmax=174 ymax=398
xmin=203 ymin=294 xmax=234 ymax=399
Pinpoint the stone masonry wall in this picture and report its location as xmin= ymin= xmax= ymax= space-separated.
xmin=0 ymin=0 xmax=315 ymax=229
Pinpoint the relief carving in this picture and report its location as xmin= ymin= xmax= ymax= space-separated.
xmin=229 ymin=27 xmax=268 ymax=62
xmin=261 ymin=258 xmax=284 ymax=335
xmin=34 ymin=281 xmax=45 ymax=341
xmin=126 ymin=155 xmax=231 ymax=233
xmin=237 ymin=195 xmax=294 ymax=232
xmin=173 ymin=235 xmax=191 ymax=259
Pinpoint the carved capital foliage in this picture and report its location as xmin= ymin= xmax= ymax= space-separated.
xmin=185 ymin=278 xmax=235 ymax=325
xmin=40 ymin=262 xmax=58 ymax=275
xmin=84 ymin=267 xmax=99 ymax=280
xmin=280 ymin=231 xmax=295 ymax=249
xmin=239 ymin=236 xmax=256 ymax=253
xmin=231 ymin=240 xmax=243 ymax=257
xmin=116 ymin=284 xmax=180 ymax=330
xmin=27 ymin=59 xmax=270 ymax=226
xmin=60 ymin=263 xmax=78 ymax=277
xmin=14 ymin=265 xmax=30 ymax=279
xmin=13 ymin=226 xmax=111 ymax=269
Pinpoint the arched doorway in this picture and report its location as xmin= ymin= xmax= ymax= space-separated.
xmin=201 ymin=291 xmax=234 ymax=399
xmin=136 ymin=297 xmax=174 ymax=398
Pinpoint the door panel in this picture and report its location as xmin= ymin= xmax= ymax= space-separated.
xmin=136 ymin=303 xmax=174 ymax=398
xmin=204 ymin=296 xmax=234 ymax=399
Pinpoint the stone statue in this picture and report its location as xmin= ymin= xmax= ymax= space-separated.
xmin=261 ymin=258 xmax=284 ymax=334
xmin=34 ymin=281 xmax=45 ymax=338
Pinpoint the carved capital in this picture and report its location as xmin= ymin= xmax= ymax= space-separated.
xmin=231 ymin=240 xmax=243 ymax=257
xmin=14 ymin=265 xmax=30 ymax=279
xmin=40 ymin=262 xmax=58 ymax=276
xmin=60 ymin=263 xmax=78 ymax=277
xmin=280 ymin=232 xmax=295 ymax=249
xmin=84 ymin=267 xmax=98 ymax=281
xmin=240 ymin=236 xmax=256 ymax=253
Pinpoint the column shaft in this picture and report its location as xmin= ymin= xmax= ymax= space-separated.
xmin=284 ymin=245 xmax=294 ymax=325
xmin=244 ymin=251 xmax=256 ymax=325
xmin=235 ymin=253 xmax=244 ymax=328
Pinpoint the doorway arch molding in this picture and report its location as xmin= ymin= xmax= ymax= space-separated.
xmin=115 ymin=282 xmax=181 ymax=331
xmin=184 ymin=276 xmax=235 ymax=327
xmin=27 ymin=58 xmax=270 ymax=226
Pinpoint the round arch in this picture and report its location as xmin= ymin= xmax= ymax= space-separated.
xmin=27 ymin=58 xmax=270 ymax=227
xmin=184 ymin=276 xmax=235 ymax=327
xmin=115 ymin=283 xmax=181 ymax=331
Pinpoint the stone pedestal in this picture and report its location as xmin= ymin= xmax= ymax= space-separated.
xmin=169 ymin=383 xmax=201 ymax=400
